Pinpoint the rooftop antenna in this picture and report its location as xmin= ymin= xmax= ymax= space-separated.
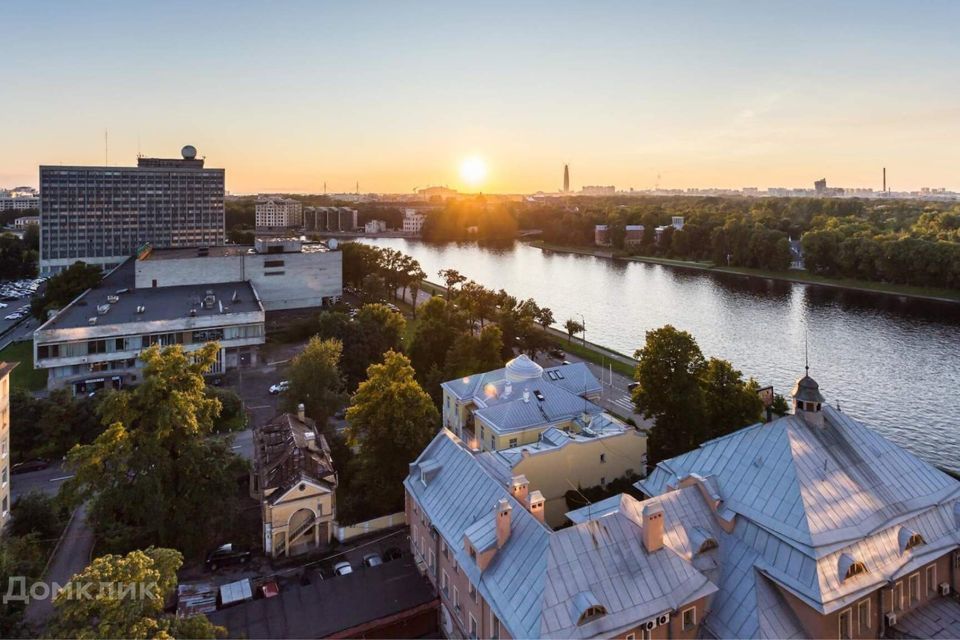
xmin=137 ymin=133 xmax=141 ymax=158
xmin=104 ymin=129 xmax=109 ymax=166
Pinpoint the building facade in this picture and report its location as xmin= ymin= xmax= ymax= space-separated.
xmin=33 ymin=259 xmax=264 ymax=393
xmin=0 ymin=195 xmax=39 ymax=212
xmin=402 ymin=209 xmax=427 ymax=235
xmin=134 ymin=238 xmax=342 ymax=311
xmin=38 ymin=146 xmax=225 ymax=275
xmin=303 ymin=206 xmax=358 ymax=232
xmin=595 ymin=224 xmax=611 ymax=246
xmin=250 ymin=406 xmax=338 ymax=558
xmin=0 ymin=363 xmax=15 ymax=530
xmin=255 ymin=196 xmax=303 ymax=230
xmin=13 ymin=215 xmax=39 ymax=230
xmin=364 ymin=219 xmax=387 ymax=234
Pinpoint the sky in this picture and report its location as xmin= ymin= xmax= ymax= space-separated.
xmin=3 ymin=0 xmax=959 ymax=194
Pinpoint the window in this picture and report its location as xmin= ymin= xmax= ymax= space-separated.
xmin=894 ymin=581 xmax=904 ymax=611
xmin=491 ymin=612 xmax=500 ymax=639
xmin=625 ymin=634 xmax=635 ymax=640
xmin=926 ymin=565 xmax=937 ymax=594
xmin=469 ymin=614 xmax=478 ymax=639
xmin=600 ymin=477 xmax=606 ymax=487
xmin=490 ymin=435 xmax=495 ymax=449
xmin=858 ymin=600 xmax=870 ymax=633
xmin=600 ymin=453 xmax=606 ymax=463
xmin=909 ymin=573 xmax=920 ymax=604
xmin=682 ymin=607 xmax=696 ymax=631
xmin=263 ymin=259 xmax=285 ymax=268
xmin=577 ymin=605 xmax=607 ymax=625
xmin=264 ymin=271 xmax=285 ymax=276
xmin=838 ymin=608 xmax=852 ymax=640
xmin=453 ymin=586 xmax=460 ymax=612
xmin=508 ymin=438 xmax=518 ymax=448
xmin=441 ymin=570 xmax=449 ymax=596
xmin=428 ymin=549 xmax=435 ymax=570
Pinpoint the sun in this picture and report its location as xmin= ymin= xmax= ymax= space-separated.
xmin=460 ymin=156 xmax=487 ymax=187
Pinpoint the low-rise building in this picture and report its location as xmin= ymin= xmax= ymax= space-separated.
xmin=134 ymin=238 xmax=342 ymax=311
xmin=0 ymin=362 xmax=15 ymax=529
xmin=476 ymin=415 xmax=646 ymax=527
xmin=402 ymin=209 xmax=427 ymax=235
xmin=594 ymin=224 xmax=611 ymax=246
xmin=625 ymin=224 xmax=645 ymax=245
xmin=255 ymin=196 xmax=303 ymax=230
xmin=33 ymin=259 xmax=265 ymax=393
xmin=440 ymin=355 xmax=603 ymax=451
xmin=303 ymin=206 xmax=357 ymax=232
xmin=364 ymin=219 xmax=387 ymax=234
xmin=250 ymin=405 xmax=338 ymax=558
xmin=407 ymin=369 xmax=960 ymax=639
xmin=0 ymin=194 xmax=39 ymax=212
xmin=13 ymin=215 xmax=39 ymax=229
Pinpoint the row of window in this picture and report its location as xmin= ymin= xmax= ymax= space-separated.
xmin=38 ymin=325 xmax=262 ymax=359
xmin=838 ymin=565 xmax=941 ymax=639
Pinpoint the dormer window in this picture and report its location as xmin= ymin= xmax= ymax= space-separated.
xmin=845 ymin=561 xmax=867 ymax=579
xmin=839 ymin=553 xmax=868 ymax=581
xmin=899 ymin=527 xmax=925 ymax=554
xmin=578 ymin=605 xmax=607 ymax=625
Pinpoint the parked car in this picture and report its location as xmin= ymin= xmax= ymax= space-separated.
xmin=333 ymin=561 xmax=353 ymax=576
xmin=205 ymin=543 xmax=252 ymax=571
xmin=269 ymin=380 xmax=290 ymax=395
xmin=549 ymin=348 xmax=565 ymax=359
xmin=627 ymin=382 xmax=640 ymax=391
xmin=12 ymin=459 xmax=49 ymax=474
xmin=386 ymin=303 xmax=400 ymax=313
xmin=362 ymin=553 xmax=383 ymax=568
xmin=561 ymin=360 xmax=572 ymax=366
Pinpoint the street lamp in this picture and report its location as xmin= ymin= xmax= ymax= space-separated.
xmin=578 ymin=313 xmax=586 ymax=347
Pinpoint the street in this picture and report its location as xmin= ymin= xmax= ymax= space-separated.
xmin=10 ymin=462 xmax=72 ymax=501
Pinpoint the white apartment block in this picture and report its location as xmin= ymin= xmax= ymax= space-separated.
xmin=255 ymin=196 xmax=303 ymax=229
xmin=402 ymin=208 xmax=427 ymax=235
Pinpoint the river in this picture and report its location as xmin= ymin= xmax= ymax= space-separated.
xmin=359 ymin=238 xmax=960 ymax=473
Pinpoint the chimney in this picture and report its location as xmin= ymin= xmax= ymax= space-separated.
xmin=297 ymin=403 xmax=306 ymax=423
xmin=503 ymin=381 xmax=512 ymax=398
xmin=510 ymin=475 xmax=529 ymax=505
xmin=527 ymin=490 xmax=545 ymax=524
xmin=523 ymin=388 xmax=530 ymax=403
xmin=642 ymin=502 xmax=665 ymax=553
xmin=495 ymin=498 xmax=512 ymax=549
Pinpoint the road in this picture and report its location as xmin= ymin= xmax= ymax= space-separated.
xmin=11 ymin=462 xmax=72 ymax=501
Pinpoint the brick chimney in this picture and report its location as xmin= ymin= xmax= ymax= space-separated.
xmin=642 ymin=502 xmax=664 ymax=553
xmin=510 ymin=475 xmax=529 ymax=505
xmin=527 ymin=490 xmax=546 ymax=524
xmin=297 ymin=403 xmax=306 ymax=423
xmin=496 ymin=498 xmax=512 ymax=549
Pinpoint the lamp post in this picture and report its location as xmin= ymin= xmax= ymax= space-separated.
xmin=578 ymin=313 xmax=586 ymax=347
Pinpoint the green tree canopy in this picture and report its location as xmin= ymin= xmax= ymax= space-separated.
xmin=282 ymin=336 xmax=348 ymax=423
xmin=346 ymin=351 xmax=439 ymax=515
xmin=32 ymin=261 xmax=103 ymax=320
xmin=49 ymin=547 xmax=225 ymax=640
xmin=63 ymin=344 xmax=247 ymax=557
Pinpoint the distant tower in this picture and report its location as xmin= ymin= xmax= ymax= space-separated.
xmin=883 ymin=167 xmax=886 ymax=192
xmin=563 ymin=164 xmax=570 ymax=193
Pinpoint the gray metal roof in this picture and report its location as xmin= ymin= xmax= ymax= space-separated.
xmin=638 ymin=404 xmax=960 ymax=616
xmin=406 ymin=431 xmax=716 ymax=639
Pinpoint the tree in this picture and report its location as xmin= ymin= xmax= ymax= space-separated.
xmin=407 ymin=297 xmax=468 ymax=385
xmin=10 ymin=388 xmax=104 ymax=462
xmin=10 ymin=491 xmax=63 ymax=539
xmin=283 ymin=337 xmax=348 ymax=424
xmin=22 ymin=223 xmax=39 ymax=252
xmin=564 ymin=318 xmax=584 ymax=343
xmin=49 ymin=547 xmax=225 ymax=639
xmin=536 ymin=307 xmax=555 ymax=332
xmin=631 ymin=325 xmax=707 ymax=464
xmin=438 ymin=268 xmax=467 ymax=299
xmin=699 ymin=357 xmax=763 ymax=440
xmin=443 ymin=325 xmax=505 ymax=380
xmin=0 ymin=234 xmax=37 ymax=281
xmin=63 ymin=344 xmax=247 ymax=557
xmin=32 ymin=261 xmax=103 ymax=320
xmin=346 ymin=351 xmax=439 ymax=515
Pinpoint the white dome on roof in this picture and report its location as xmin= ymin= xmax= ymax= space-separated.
xmin=504 ymin=354 xmax=544 ymax=382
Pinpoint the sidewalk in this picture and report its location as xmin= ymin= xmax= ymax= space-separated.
xmin=24 ymin=504 xmax=95 ymax=629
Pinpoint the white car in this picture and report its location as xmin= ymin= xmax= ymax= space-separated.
xmin=333 ymin=561 xmax=353 ymax=576
xmin=269 ymin=380 xmax=290 ymax=395
xmin=4 ymin=314 xmax=19 ymax=320
xmin=0 ymin=303 xmax=6 ymax=308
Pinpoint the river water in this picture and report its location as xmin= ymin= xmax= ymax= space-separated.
xmin=360 ymin=238 xmax=960 ymax=472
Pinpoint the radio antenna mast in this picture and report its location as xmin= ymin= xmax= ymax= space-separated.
xmin=104 ymin=129 xmax=109 ymax=166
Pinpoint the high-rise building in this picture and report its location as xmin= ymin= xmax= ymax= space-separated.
xmin=0 ymin=362 xmax=15 ymax=530
xmin=39 ymin=145 xmax=225 ymax=275
xmin=563 ymin=164 xmax=570 ymax=193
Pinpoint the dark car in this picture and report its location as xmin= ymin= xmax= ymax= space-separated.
xmin=12 ymin=459 xmax=49 ymax=474
xmin=627 ymin=382 xmax=640 ymax=392
xmin=205 ymin=543 xmax=252 ymax=571
xmin=382 ymin=547 xmax=403 ymax=562
xmin=549 ymin=348 xmax=565 ymax=359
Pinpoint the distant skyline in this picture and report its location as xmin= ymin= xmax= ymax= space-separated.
xmin=3 ymin=0 xmax=960 ymax=193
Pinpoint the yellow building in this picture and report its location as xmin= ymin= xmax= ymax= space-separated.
xmin=477 ymin=416 xmax=647 ymax=527
xmin=0 ymin=362 xmax=14 ymax=529
xmin=440 ymin=354 xmax=604 ymax=451
xmin=250 ymin=405 xmax=337 ymax=558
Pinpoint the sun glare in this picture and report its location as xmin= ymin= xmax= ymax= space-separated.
xmin=460 ymin=156 xmax=487 ymax=187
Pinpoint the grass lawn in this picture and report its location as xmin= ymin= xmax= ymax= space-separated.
xmin=550 ymin=335 xmax=636 ymax=377
xmin=0 ymin=340 xmax=46 ymax=391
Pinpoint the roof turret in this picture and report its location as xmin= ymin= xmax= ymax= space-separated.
xmin=504 ymin=354 xmax=543 ymax=383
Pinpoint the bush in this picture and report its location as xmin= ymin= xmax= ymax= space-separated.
xmin=208 ymin=388 xmax=247 ymax=432
xmin=10 ymin=492 xmax=64 ymax=539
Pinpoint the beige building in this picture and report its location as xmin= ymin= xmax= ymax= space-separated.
xmin=255 ymin=196 xmax=303 ymax=230
xmin=477 ymin=417 xmax=647 ymax=527
xmin=441 ymin=355 xmax=604 ymax=452
xmin=250 ymin=406 xmax=337 ymax=558
xmin=0 ymin=363 xmax=14 ymax=529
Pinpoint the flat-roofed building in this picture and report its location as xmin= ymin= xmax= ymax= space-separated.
xmin=134 ymin=238 xmax=342 ymax=311
xmin=33 ymin=259 xmax=264 ymax=394
xmin=38 ymin=146 xmax=224 ymax=275
xmin=13 ymin=215 xmax=39 ymax=229
xmin=0 ymin=195 xmax=39 ymax=212
xmin=401 ymin=209 xmax=426 ymax=235
xmin=255 ymin=196 xmax=303 ymax=230
xmin=303 ymin=206 xmax=357 ymax=232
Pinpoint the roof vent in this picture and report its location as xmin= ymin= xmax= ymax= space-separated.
xmin=88 ymin=317 xmax=97 ymax=326
xmin=97 ymin=304 xmax=111 ymax=315
xmin=189 ymin=308 xmax=197 ymax=317
xmin=106 ymin=295 xmax=119 ymax=304
xmin=136 ymin=305 xmax=145 ymax=314
xmin=533 ymin=389 xmax=545 ymax=402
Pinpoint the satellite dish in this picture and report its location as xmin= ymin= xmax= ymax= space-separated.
xmin=327 ymin=238 xmax=340 ymax=250
xmin=181 ymin=145 xmax=197 ymax=160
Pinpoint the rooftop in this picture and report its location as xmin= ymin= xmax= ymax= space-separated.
xmin=143 ymin=241 xmax=330 ymax=261
xmin=38 ymin=259 xmax=262 ymax=334
xmin=255 ymin=412 xmax=337 ymax=503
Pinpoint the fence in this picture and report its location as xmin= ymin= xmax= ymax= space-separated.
xmin=333 ymin=512 xmax=406 ymax=543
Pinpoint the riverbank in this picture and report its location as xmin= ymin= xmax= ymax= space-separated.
xmin=529 ymin=240 xmax=960 ymax=303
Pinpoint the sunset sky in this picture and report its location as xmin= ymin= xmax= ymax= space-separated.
xmin=4 ymin=0 xmax=959 ymax=194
